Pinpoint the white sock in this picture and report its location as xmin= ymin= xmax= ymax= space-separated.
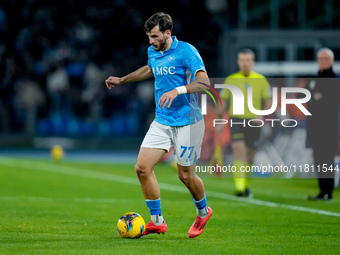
xmin=151 ymin=214 xmax=164 ymax=226
xmin=197 ymin=206 xmax=209 ymax=218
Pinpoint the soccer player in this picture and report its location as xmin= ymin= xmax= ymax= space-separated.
xmin=105 ymin=12 xmax=212 ymax=238
xmin=218 ymin=49 xmax=272 ymax=197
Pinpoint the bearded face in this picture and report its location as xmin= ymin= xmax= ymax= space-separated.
xmin=147 ymin=25 xmax=171 ymax=52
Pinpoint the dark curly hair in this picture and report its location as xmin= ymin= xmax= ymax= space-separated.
xmin=144 ymin=12 xmax=173 ymax=33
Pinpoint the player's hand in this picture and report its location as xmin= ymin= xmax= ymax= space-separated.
xmin=105 ymin=76 xmax=122 ymax=90
xmin=158 ymin=89 xmax=179 ymax=108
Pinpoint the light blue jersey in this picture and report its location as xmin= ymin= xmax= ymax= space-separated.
xmin=147 ymin=36 xmax=206 ymax=126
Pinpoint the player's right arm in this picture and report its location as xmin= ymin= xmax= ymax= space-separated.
xmin=105 ymin=65 xmax=153 ymax=89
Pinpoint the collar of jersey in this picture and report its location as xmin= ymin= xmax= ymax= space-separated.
xmin=158 ymin=36 xmax=178 ymax=55
xmin=238 ymin=70 xmax=255 ymax=78
xmin=169 ymin=36 xmax=178 ymax=50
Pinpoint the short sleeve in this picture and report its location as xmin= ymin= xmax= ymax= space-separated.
xmin=183 ymin=44 xmax=206 ymax=77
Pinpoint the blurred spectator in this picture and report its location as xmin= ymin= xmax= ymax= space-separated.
xmin=82 ymin=62 xmax=105 ymax=122
xmin=46 ymin=61 xmax=70 ymax=113
xmin=16 ymin=76 xmax=46 ymax=135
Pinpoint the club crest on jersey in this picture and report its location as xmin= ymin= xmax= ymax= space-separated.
xmin=153 ymin=66 xmax=176 ymax=75
xmin=168 ymin=55 xmax=175 ymax=62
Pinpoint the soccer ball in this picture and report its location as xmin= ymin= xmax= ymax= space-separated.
xmin=117 ymin=212 xmax=145 ymax=239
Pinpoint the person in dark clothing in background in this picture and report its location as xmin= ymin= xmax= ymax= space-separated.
xmin=306 ymin=48 xmax=340 ymax=200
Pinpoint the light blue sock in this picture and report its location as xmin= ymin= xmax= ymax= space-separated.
xmin=193 ymin=195 xmax=209 ymax=218
xmin=145 ymin=198 xmax=163 ymax=226
xmin=145 ymin=198 xmax=162 ymax=215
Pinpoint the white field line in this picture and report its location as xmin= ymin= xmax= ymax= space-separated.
xmin=0 ymin=196 xmax=128 ymax=204
xmin=1 ymin=156 xmax=340 ymax=218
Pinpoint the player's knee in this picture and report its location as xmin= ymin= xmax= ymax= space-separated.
xmin=135 ymin=162 xmax=148 ymax=177
xmin=246 ymin=154 xmax=254 ymax=164
xmin=246 ymin=150 xmax=256 ymax=164
xmin=178 ymin=170 xmax=191 ymax=186
xmin=178 ymin=175 xmax=190 ymax=186
xmin=232 ymin=141 xmax=246 ymax=160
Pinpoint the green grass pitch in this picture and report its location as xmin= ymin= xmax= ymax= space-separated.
xmin=1 ymin=156 xmax=339 ymax=255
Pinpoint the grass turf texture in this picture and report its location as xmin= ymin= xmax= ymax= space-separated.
xmin=1 ymin=157 xmax=339 ymax=255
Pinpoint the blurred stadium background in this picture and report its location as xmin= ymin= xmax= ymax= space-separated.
xmin=0 ymin=0 xmax=339 ymax=164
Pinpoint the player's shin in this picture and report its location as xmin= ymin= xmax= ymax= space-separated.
xmin=233 ymin=160 xmax=247 ymax=192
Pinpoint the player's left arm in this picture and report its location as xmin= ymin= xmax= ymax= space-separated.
xmin=158 ymin=70 xmax=210 ymax=108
